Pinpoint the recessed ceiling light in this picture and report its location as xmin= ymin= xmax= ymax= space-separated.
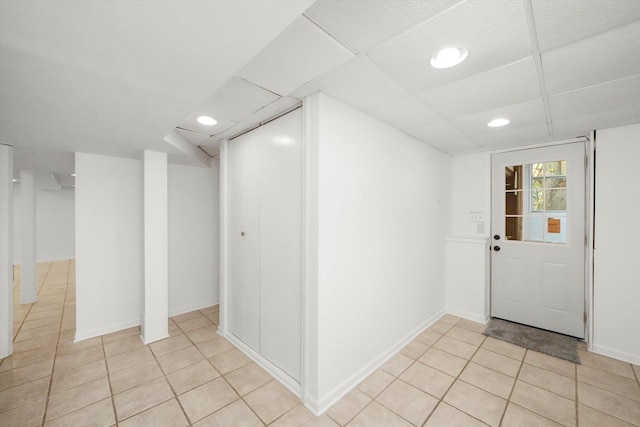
xmin=71 ymin=173 xmax=76 ymax=177
xmin=488 ymin=118 xmax=510 ymax=127
xmin=430 ymin=47 xmax=468 ymax=69
xmin=196 ymin=115 xmax=217 ymax=126
xmin=12 ymin=178 xmax=19 ymax=183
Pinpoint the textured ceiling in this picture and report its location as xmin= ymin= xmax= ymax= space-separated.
xmin=1 ymin=0 xmax=639 ymax=173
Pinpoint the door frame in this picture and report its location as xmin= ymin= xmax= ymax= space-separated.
xmin=488 ymin=136 xmax=594 ymax=346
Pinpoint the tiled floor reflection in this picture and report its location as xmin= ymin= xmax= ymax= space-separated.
xmin=1 ymin=261 xmax=639 ymax=426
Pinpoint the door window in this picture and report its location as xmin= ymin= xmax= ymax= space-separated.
xmin=504 ymin=160 xmax=567 ymax=244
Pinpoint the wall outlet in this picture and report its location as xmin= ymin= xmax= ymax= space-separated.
xmin=468 ymin=212 xmax=485 ymax=223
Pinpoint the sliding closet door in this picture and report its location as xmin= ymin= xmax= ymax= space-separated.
xmin=227 ymin=134 xmax=260 ymax=352
xmin=259 ymin=109 xmax=302 ymax=381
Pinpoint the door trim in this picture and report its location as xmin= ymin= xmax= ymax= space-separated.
xmin=489 ymin=136 xmax=593 ymax=343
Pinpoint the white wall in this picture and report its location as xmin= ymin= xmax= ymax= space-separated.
xmin=75 ymin=153 xmax=143 ymax=340
xmin=449 ymin=152 xmax=490 ymax=237
xmin=306 ymin=93 xmax=451 ymax=412
xmin=168 ymin=161 xmax=219 ymax=315
xmin=592 ymin=123 xmax=640 ymax=364
xmin=13 ymin=186 xmax=75 ymax=264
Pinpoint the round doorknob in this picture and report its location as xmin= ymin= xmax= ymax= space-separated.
xmin=493 ymin=245 xmax=501 ymax=251
xmin=493 ymin=234 xmax=500 ymax=240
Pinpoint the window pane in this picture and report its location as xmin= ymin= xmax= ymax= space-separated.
xmin=506 ymin=191 xmax=523 ymax=215
xmin=505 ymin=165 xmax=523 ymax=190
xmin=523 ymin=216 xmax=544 ymax=242
xmin=546 ymin=189 xmax=566 ymax=211
xmin=505 ymin=217 xmax=522 ymax=240
xmin=530 ymin=188 xmax=544 ymax=212
xmin=531 ymin=163 xmax=544 ymax=177
xmin=544 ymin=160 xmax=566 ymax=176
xmin=545 ymin=177 xmax=566 ymax=188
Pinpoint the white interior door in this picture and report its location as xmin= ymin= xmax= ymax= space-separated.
xmin=491 ymin=142 xmax=586 ymax=338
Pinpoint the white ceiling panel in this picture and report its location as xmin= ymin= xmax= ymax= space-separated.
xmin=236 ymin=16 xmax=353 ymax=97
xmin=199 ymin=77 xmax=279 ymax=122
xmin=452 ymin=98 xmax=548 ymax=137
xmin=531 ymin=0 xmax=640 ymax=52
xmin=472 ymin=123 xmax=551 ymax=149
xmin=367 ymin=96 xmax=442 ymax=130
xmin=175 ymin=128 xmax=213 ymax=146
xmin=405 ymin=117 xmax=467 ymax=143
xmin=549 ymin=75 xmax=640 ymax=121
xmin=177 ymin=112 xmax=236 ymax=136
xmin=420 ymin=58 xmax=540 ymax=120
xmin=369 ymin=0 xmax=531 ymax=93
xmin=291 ymin=56 xmax=410 ymax=112
xmin=244 ymin=97 xmax=300 ymax=125
xmin=552 ymin=104 xmax=640 ymax=138
xmin=215 ymin=122 xmax=257 ymax=140
xmin=304 ymin=0 xmax=462 ymax=53
xmin=428 ymin=136 xmax=479 ymax=153
xmin=543 ymin=21 xmax=640 ymax=95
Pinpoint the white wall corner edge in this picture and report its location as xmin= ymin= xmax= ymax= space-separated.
xmin=168 ymin=299 xmax=219 ymax=318
xmin=74 ymin=318 xmax=141 ymax=343
xmin=304 ymin=309 xmax=446 ymax=416
xmin=590 ymin=343 xmax=640 ymax=366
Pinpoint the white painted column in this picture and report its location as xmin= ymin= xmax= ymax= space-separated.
xmin=141 ymin=150 xmax=168 ymax=344
xmin=20 ymin=170 xmax=37 ymax=304
xmin=0 ymin=145 xmax=14 ymax=358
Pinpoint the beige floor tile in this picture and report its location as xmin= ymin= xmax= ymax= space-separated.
xmin=178 ymin=377 xmax=239 ymax=423
xmin=0 ymin=376 xmax=50 ymax=412
xmin=103 ymin=333 xmax=144 ymax=358
xmin=244 ymin=380 xmax=300 ymax=424
xmin=418 ymin=347 xmax=468 ymax=377
xmin=168 ymin=321 xmax=183 ymax=337
xmin=347 ymin=401 xmax=412 ymax=427
xmin=481 ymin=337 xmax=527 ymax=361
xmin=439 ymin=314 xmax=461 ymax=325
xmin=400 ymin=340 xmax=429 ymax=360
xmin=209 ymin=347 xmax=252 ymax=375
xmin=109 ymin=359 xmax=163 ymax=394
xmin=524 ymin=350 xmax=576 ymax=379
xmin=113 ymin=376 xmax=174 ymax=421
xmin=194 ymin=399 xmax=263 ymax=427
xmin=414 ymin=329 xmax=442 ymax=346
xmin=433 ymin=336 xmax=478 ymax=360
xmin=578 ymin=381 xmax=640 ymax=425
xmin=167 ymin=359 xmax=220 ymax=395
xmin=0 ymin=398 xmax=45 ymax=427
xmin=149 ymin=333 xmax=192 ymax=357
xmin=399 ymin=361 xmax=455 ymax=399
xmin=56 ymin=336 xmax=101 ymax=356
xmin=44 ymin=398 xmax=115 ymax=427
xmin=271 ymin=403 xmax=339 ymax=427
xmin=380 ymin=353 xmax=414 ymax=377
xmin=443 ymin=380 xmax=507 ymax=427
xmin=428 ymin=321 xmax=454 ymax=335
xmin=205 ymin=311 xmax=219 ymax=324
xmin=0 ymin=345 xmax=56 ymax=372
xmin=377 ymin=379 xmax=438 ymax=426
xmin=106 ymin=346 xmax=154 ymax=374
xmin=326 ymin=388 xmax=371 ymax=425
xmin=502 ymin=403 xmax=563 ymax=427
xmin=357 ymin=368 xmax=395 ymax=398
xmin=518 ymin=363 xmax=575 ymax=400
xmin=54 ymin=345 xmax=104 ymax=374
xmin=101 ymin=326 xmax=141 ymax=344
xmin=224 ymin=362 xmax=272 ymax=396
xmin=578 ymin=350 xmax=635 ymax=379
xmin=186 ymin=324 xmax=219 ymax=344
xmin=172 ymin=310 xmax=203 ymax=323
xmin=21 ymin=316 xmax=59 ymax=331
xmin=445 ymin=326 xmax=486 ymax=347
xmin=25 ymin=309 xmax=62 ymax=322
xmin=510 ymin=380 xmax=575 ymax=426
xmin=0 ymin=358 xmax=54 ymax=391
xmin=60 ymin=319 xmax=74 ymax=332
xmin=459 ymin=362 xmax=515 ymax=399
xmin=424 ymin=402 xmax=487 ymax=427
xmin=199 ymin=305 xmax=219 ymax=316
xmin=13 ymin=333 xmax=58 ymax=353
xmin=455 ymin=319 xmax=487 ymax=334
xmin=472 ymin=348 xmax=522 ymax=377
xmin=175 ymin=315 xmax=213 ymax=333
xmin=45 ymin=376 xmax=111 ymax=421
xmin=157 ymin=345 xmax=204 ymax=374
xmin=50 ymin=358 xmax=107 ymax=394
xmin=578 ymin=403 xmax=636 ymax=427
xmin=196 ymin=335 xmax=234 ymax=358
xmin=119 ymin=398 xmax=189 ymax=427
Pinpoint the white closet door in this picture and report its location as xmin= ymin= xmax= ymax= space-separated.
xmin=227 ymin=134 xmax=260 ymax=352
xmin=259 ymin=110 xmax=302 ymax=381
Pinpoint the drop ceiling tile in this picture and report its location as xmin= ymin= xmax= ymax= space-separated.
xmin=531 ymin=0 xmax=640 ymax=52
xmin=177 ymin=112 xmax=236 ymax=136
xmin=304 ymin=0 xmax=461 ymax=53
xmin=428 ymin=136 xmax=479 ymax=153
xmin=215 ymin=122 xmax=257 ymax=140
xmin=452 ymin=98 xmax=548 ymax=137
xmin=543 ymin=21 xmax=640 ymax=94
xmin=244 ymin=96 xmax=300 ymax=124
xmin=199 ymin=77 xmax=279 ymax=122
xmin=471 ymin=123 xmax=551 ymax=149
xmin=405 ymin=117 xmax=467 ymax=143
xmin=367 ymin=96 xmax=442 ymax=130
xmin=552 ymin=104 xmax=640 ymax=138
xmin=419 ymin=58 xmax=540 ymax=120
xmin=236 ymin=16 xmax=353 ymax=97
xmin=175 ymin=128 xmax=213 ymax=146
xmin=291 ymin=55 xmax=410 ymax=112
xmin=549 ymin=74 xmax=640 ymax=120
xmin=368 ymin=0 xmax=531 ymax=93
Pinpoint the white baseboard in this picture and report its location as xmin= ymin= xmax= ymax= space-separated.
xmin=74 ymin=318 xmax=141 ymax=342
xmin=305 ymin=309 xmax=445 ymax=416
xmin=168 ymin=299 xmax=219 ymax=317
xmin=445 ymin=308 xmax=488 ymax=324
xmin=591 ymin=343 xmax=640 ymax=365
